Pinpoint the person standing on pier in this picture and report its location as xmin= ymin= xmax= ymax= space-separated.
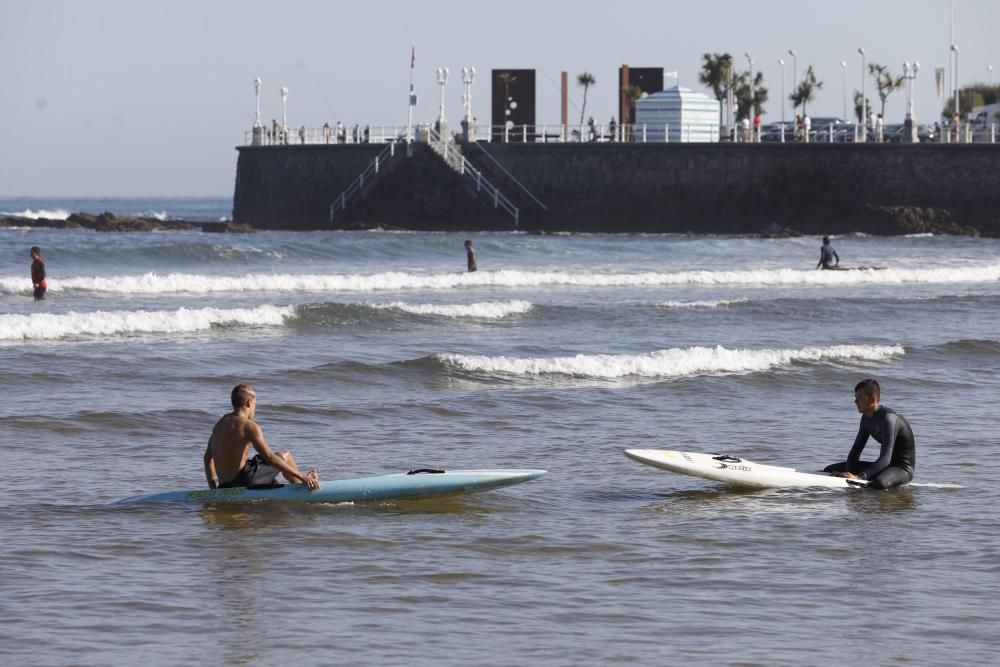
xmin=30 ymin=246 xmax=47 ymax=300
xmin=465 ymin=240 xmax=477 ymax=272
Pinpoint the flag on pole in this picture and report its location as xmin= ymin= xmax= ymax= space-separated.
xmin=411 ymin=46 xmax=415 ymax=69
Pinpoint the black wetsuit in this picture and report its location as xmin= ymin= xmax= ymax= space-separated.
xmin=825 ymin=406 xmax=915 ymax=489
xmin=818 ymin=244 xmax=839 ymax=270
xmin=466 ymin=248 xmax=477 ymax=272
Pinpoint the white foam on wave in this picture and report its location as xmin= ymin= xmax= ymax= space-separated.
xmin=657 ymin=298 xmax=749 ymax=309
xmin=1 ymin=264 xmax=997 ymax=295
xmin=438 ymin=344 xmax=905 ymax=379
xmin=136 ymin=210 xmax=169 ymax=221
xmin=0 ymin=305 xmax=294 ymax=341
xmin=374 ymin=300 xmax=533 ymax=318
xmin=1 ymin=208 xmax=71 ymax=220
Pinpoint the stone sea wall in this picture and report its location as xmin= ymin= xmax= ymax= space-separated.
xmin=232 ymin=142 xmax=1000 ymax=236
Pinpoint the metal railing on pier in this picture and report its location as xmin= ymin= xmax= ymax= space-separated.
xmin=247 ymin=121 xmax=998 ymax=147
xmin=427 ymin=128 xmax=520 ymax=228
xmin=328 ymin=142 xmax=398 ymax=223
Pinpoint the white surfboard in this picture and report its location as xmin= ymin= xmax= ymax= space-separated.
xmin=624 ymin=449 xmax=868 ymax=489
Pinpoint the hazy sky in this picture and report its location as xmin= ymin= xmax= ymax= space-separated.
xmin=1 ymin=0 xmax=996 ymax=197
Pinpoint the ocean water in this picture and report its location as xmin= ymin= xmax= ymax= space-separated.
xmin=2 ymin=208 xmax=1000 ymax=665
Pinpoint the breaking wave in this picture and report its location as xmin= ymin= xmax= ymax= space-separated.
xmin=1 ymin=264 xmax=996 ymax=296
xmin=0 ymin=208 xmax=71 ymax=220
xmin=0 ymin=305 xmax=294 ymax=341
xmin=657 ymin=298 xmax=749 ymax=309
xmin=373 ymin=300 xmax=533 ymax=318
xmin=435 ymin=344 xmax=905 ymax=379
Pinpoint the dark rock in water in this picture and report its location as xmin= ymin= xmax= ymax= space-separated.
xmin=0 ymin=215 xmax=83 ymax=229
xmin=200 ymin=221 xmax=254 ymax=233
xmin=751 ymin=227 xmax=803 ymax=238
xmin=0 ymin=212 xmax=255 ymax=234
xmin=854 ymin=206 xmax=981 ymax=237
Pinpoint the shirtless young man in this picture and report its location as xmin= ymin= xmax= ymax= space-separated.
xmin=203 ymin=384 xmax=320 ymax=490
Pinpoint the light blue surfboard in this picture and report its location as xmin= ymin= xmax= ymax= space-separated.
xmin=116 ymin=469 xmax=546 ymax=504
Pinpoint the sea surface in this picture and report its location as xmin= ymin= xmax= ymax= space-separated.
xmin=2 ymin=198 xmax=999 ymax=665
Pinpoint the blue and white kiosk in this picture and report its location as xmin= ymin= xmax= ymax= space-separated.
xmin=634 ymin=86 xmax=721 ymax=143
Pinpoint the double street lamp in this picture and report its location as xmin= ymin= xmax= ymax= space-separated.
xmin=436 ymin=67 xmax=450 ymax=133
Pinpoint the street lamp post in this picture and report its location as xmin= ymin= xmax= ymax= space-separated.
xmin=858 ymin=47 xmax=866 ymax=142
xmin=254 ymin=77 xmax=262 ymax=128
xmin=989 ymin=65 xmax=994 ymax=85
xmin=280 ymin=86 xmax=288 ymax=143
xmin=951 ymin=44 xmax=960 ymax=122
xmin=745 ymin=52 xmax=754 ymax=141
xmin=788 ymin=49 xmax=797 ymax=117
xmin=840 ymin=61 xmax=847 ymax=121
xmin=779 ymin=58 xmax=785 ymax=142
xmin=461 ymin=66 xmax=476 ymax=142
xmin=435 ymin=67 xmax=449 ymax=136
xmin=902 ymin=61 xmax=920 ymax=143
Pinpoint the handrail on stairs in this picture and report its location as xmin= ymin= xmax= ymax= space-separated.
xmin=329 ymin=142 xmax=397 ymax=222
xmin=427 ymin=128 xmax=520 ymax=228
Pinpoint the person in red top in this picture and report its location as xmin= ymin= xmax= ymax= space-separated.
xmin=30 ymin=246 xmax=47 ymax=300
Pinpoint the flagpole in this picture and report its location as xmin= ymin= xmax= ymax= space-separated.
xmin=407 ymin=46 xmax=415 ymax=144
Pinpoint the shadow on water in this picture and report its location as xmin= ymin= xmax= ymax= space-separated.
xmin=623 ymin=484 xmax=918 ymax=518
xmin=194 ymin=495 xmax=500 ymax=530
xmin=843 ymin=486 xmax=917 ymax=513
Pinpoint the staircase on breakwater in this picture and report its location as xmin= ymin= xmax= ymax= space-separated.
xmin=328 ymin=129 xmax=522 ymax=228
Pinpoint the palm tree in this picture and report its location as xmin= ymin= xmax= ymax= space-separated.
xmin=868 ymin=63 xmax=904 ymax=118
xmin=734 ymin=71 xmax=768 ymax=119
xmin=852 ymin=90 xmax=871 ymax=122
xmin=699 ymin=53 xmax=734 ymax=127
xmin=790 ymin=65 xmax=823 ymax=115
xmin=622 ymin=84 xmax=644 ymax=140
xmin=577 ymin=72 xmax=596 ymax=127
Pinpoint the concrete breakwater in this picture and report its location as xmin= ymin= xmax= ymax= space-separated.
xmin=232 ymin=143 xmax=1000 ymax=236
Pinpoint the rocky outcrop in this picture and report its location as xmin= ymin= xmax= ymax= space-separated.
xmin=0 ymin=211 xmax=255 ymax=233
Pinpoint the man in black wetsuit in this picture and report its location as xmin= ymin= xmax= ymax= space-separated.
xmin=825 ymin=378 xmax=915 ymax=489
xmin=817 ymin=236 xmax=840 ymax=270
xmin=465 ymin=239 xmax=477 ymax=272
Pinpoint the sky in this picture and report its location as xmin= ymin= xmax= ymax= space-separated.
xmin=1 ymin=0 xmax=996 ymax=197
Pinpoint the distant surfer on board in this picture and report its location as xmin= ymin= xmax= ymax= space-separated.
xmin=204 ymin=384 xmax=320 ymax=490
xmin=824 ymin=379 xmax=915 ymax=489
xmin=816 ymin=236 xmax=843 ymax=270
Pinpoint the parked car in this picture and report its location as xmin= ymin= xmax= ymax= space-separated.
xmin=759 ymin=122 xmax=795 ymax=142
xmin=883 ymin=123 xmax=939 ymax=143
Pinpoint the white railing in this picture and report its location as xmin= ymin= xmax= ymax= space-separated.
xmin=247 ymin=121 xmax=999 ymax=147
xmin=428 ymin=128 xmax=520 ymax=227
xmin=247 ymin=125 xmax=409 ymax=146
xmin=328 ymin=142 xmax=398 ymax=222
